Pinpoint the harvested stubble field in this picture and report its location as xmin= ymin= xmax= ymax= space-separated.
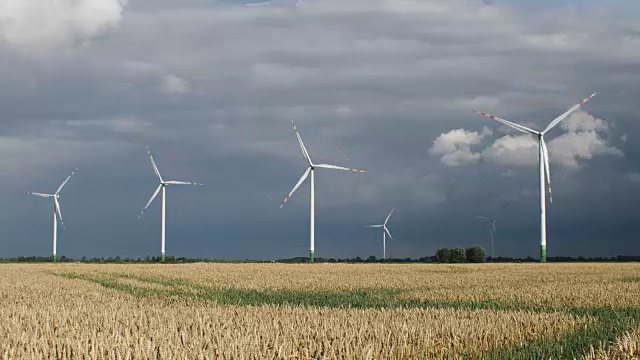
xmin=0 ymin=263 xmax=639 ymax=359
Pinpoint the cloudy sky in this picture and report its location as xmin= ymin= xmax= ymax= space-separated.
xmin=1 ymin=0 xmax=639 ymax=260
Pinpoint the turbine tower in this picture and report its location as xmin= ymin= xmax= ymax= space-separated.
xmin=280 ymin=121 xmax=365 ymax=263
xmin=476 ymin=216 xmax=496 ymax=259
xmin=366 ymin=208 xmax=395 ymax=260
xmin=474 ymin=93 xmax=596 ymax=262
xmin=26 ymin=169 xmax=77 ymax=263
xmin=138 ymin=147 xmax=202 ymax=262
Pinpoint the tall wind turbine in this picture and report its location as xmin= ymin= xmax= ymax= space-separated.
xmin=474 ymin=93 xmax=596 ymax=262
xmin=138 ymin=147 xmax=202 ymax=262
xmin=26 ymin=169 xmax=77 ymax=263
xmin=366 ymin=208 xmax=395 ymax=260
xmin=280 ymin=121 xmax=365 ymax=263
xmin=476 ymin=216 xmax=496 ymax=259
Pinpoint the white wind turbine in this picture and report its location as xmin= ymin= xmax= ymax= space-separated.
xmin=138 ymin=147 xmax=202 ymax=262
xmin=366 ymin=208 xmax=395 ymax=260
xmin=474 ymin=93 xmax=596 ymax=263
xmin=476 ymin=216 xmax=496 ymax=259
xmin=280 ymin=120 xmax=365 ymax=263
xmin=26 ymin=169 xmax=77 ymax=263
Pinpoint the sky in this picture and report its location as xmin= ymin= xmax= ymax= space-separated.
xmin=0 ymin=0 xmax=639 ymax=260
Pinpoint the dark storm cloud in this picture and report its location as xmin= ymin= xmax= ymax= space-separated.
xmin=0 ymin=0 xmax=639 ymax=260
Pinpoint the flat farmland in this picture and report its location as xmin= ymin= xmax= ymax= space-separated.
xmin=0 ymin=263 xmax=639 ymax=359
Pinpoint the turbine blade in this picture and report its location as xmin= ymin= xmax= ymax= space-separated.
xmin=165 ymin=180 xmax=203 ymax=186
xmin=147 ymin=147 xmax=164 ymax=182
xmin=476 ymin=215 xmax=491 ymax=221
xmin=384 ymin=226 xmax=394 ymax=241
xmin=54 ymin=197 xmax=65 ymax=229
xmin=280 ymin=167 xmax=311 ymax=208
xmin=541 ymin=139 xmax=553 ymax=205
xmin=492 ymin=221 xmax=496 ymax=232
xmin=291 ymin=121 xmax=313 ymax=165
xmin=543 ymin=93 xmax=597 ymax=134
xmin=55 ymin=168 xmax=78 ymax=195
xmin=26 ymin=192 xmax=53 ymax=198
xmin=314 ymin=164 xmax=365 ymax=173
xmin=366 ymin=225 xmax=384 ymax=228
xmin=244 ymin=1 xmax=270 ymax=6
xmin=139 ymin=184 xmax=163 ymax=219
xmin=473 ymin=111 xmax=539 ymax=135
xmin=384 ymin=208 xmax=395 ymax=226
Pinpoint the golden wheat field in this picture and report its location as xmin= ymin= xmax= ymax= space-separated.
xmin=0 ymin=263 xmax=638 ymax=359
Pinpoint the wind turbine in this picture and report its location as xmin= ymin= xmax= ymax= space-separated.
xmin=26 ymin=169 xmax=77 ymax=263
xmin=473 ymin=93 xmax=596 ymax=262
xmin=366 ymin=208 xmax=395 ymax=260
xmin=476 ymin=216 xmax=496 ymax=259
xmin=280 ymin=121 xmax=365 ymax=263
xmin=138 ymin=147 xmax=202 ymax=262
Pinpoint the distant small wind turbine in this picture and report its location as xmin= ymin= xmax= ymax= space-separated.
xmin=366 ymin=208 xmax=395 ymax=260
xmin=474 ymin=93 xmax=596 ymax=262
xmin=476 ymin=216 xmax=496 ymax=259
xmin=26 ymin=169 xmax=77 ymax=263
xmin=280 ymin=121 xmax=365 ymax=263
xmin=138 ymin=147 xmax=202 ymax=262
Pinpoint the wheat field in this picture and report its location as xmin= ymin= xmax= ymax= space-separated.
xmin=0 ymin=263 xmax=638 ymax=359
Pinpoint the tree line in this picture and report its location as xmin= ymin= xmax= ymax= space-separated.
xmin=1 ymin=252 xmax=640 ymax=264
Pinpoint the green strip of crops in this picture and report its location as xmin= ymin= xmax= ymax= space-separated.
xmin=480 ymin=307 xmax=639 ymax=359
xmin=58 ymin=272 xmax=639 ymax=359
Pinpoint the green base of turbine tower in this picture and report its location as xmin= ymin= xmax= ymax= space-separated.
xmin=52 ymin=255 xmax=57 ymax=263
xmin=309 ymin=251 xmax=315 ymax=264
xmin=161 ymin=253 xmax=165 ymax=263
xmin=540 ymin=246 xmax=546 ymax=263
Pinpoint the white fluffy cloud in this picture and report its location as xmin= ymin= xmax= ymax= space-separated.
xmin=548 ymin=131 xmax=623 ymax=169
xmin=482 ymin=134 xmax=538 ymax=166
xmin=161 ymin=74 xmax=191 ymax=95
xmin=429 ymin=127 xmax=492 ymax=166
xmin=0 ymin=0 xmax=127 ymax=47
xmin=560 ymin=110 xmax=609 ymax=133
xmin=432 ymin=111 xmax=622 ymax=170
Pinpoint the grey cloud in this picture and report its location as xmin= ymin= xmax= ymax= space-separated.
xmin=0 ymin=0 xmax=639 ymax=259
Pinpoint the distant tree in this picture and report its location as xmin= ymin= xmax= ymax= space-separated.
xmin=465 ymin=246 xmax=486 ymax=263
xmin=367 ymin=255 xmax=377 ymax=262
xmin=435 ymin=248 xmax=451 ymax=263
xmin=450 ymin=248 xmax=466 ymax=263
